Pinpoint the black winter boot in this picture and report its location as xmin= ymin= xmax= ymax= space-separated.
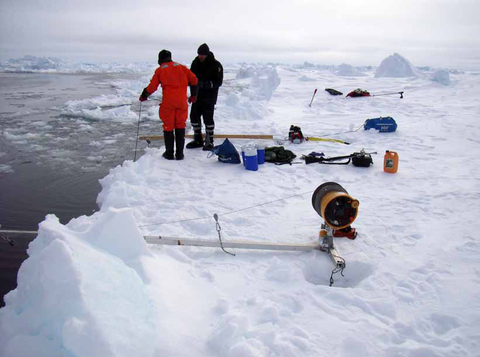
xmin=186 ymin=131 xmax=204 ymax=149
xmin=175 ymin=128 xmax=185 ymax=160
xmin=202 ymin=131 xmax=214 ymax=151
xmin=162 ymin=131 xmax=175 ymax=160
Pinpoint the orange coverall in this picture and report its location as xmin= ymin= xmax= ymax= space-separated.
xmin=146 ymin=62 xmax=198 ymax=131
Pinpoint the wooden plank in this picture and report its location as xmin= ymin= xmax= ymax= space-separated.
xmin=139 ymin=134 xmax=274 ymax=141
xmin=144 ymin=236 xmax=320 ymax=252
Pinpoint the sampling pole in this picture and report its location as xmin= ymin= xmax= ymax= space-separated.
xmin=133 ymin=102 xmax=142 ymax=162
xmin=373 ymin=91 xmax=404 ymax=99
xmin=309 ymin=88 xmax=318 ymax=107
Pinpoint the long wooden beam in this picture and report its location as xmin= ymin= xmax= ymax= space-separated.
xmin=145 ymin=236 xmax=345 ymax=270
xmin=0 ymin=230 xmax=319 ymax=252
xmin=139 ymin=134 xmax=274 ymax=141
xmin=144 ymin=236 xmax=320 ymax=252
xmin=139 ymin=134 xmax=349 ymax=145
xmin=1 ymin=230 xmax=344 ymax=270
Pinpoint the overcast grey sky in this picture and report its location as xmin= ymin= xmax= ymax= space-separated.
xmin=1 ymin=0 xmax=479 ymax=69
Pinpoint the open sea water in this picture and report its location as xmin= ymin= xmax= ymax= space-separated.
xmin=0 ymin=72 xmax=160 ymax=306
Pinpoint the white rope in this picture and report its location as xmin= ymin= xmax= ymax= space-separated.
xmin=138 ymin=190 xmax=313 ymax=228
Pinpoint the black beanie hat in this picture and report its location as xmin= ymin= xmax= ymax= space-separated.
xmin=158 ymin=50 xmax=172 ymax=64
xmin=197 ymin=43 xmax=210 ymax=55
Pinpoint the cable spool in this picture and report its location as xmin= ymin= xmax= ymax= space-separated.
xmin=311 ymin=182 xmax=359 ymax=230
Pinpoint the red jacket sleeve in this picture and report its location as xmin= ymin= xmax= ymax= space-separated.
xmin=146 ymin=68 xmax=162 ymax=95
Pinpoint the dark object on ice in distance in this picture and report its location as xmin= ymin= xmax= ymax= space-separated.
xmin=325 ymin=88 xmax=343 ymax=96
xmin=346 ymin=88 xmax=370 ymax=97
xmin=364 ymin=117 xmax=397 ymax=132
xmin=209 ymin=138 xmax=241 ymax=164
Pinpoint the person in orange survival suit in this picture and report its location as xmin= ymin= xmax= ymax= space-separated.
xmin=139 ymin=50 xmax=198 ymax=160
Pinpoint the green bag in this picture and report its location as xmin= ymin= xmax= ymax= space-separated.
xmin=264 ymin=146 xmax=296 ymax=165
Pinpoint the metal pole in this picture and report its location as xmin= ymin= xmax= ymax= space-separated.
xmin=133 ymin=101 xmax=142 ymax=162
xmin=373 ymin=91 xmax=404 ymax=98
xmin=309 ymin=88 xmax=318 ymax=107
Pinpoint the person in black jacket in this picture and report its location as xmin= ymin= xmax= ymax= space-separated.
xmin=186 ymin=43 xmax=223 ymax=151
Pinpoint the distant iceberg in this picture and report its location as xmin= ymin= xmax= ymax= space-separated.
xmin=0 ymin=55 xmax=154 ymax=74
xmin=374 ymin=53 xmax=421 ymax=78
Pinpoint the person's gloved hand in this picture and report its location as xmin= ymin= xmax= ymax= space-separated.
xmin=139 ymin=88 xmax=150 ymax=102
xmin=188 ymin=96 xmax=197 ymax=104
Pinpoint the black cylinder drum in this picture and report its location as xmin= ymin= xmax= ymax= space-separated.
xmin=311 ymin=182 xmax=359 ymax=229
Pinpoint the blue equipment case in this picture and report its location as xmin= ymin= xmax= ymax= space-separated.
xmin=364 ymin=117 xmax=397 ymax=132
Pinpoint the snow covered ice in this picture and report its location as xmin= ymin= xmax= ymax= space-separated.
xmin=336 ymin=63 xmax=366 ymax=77
xmin=1 ymin=57 xmax=480 ymax=357
xmin=431 ymin=70 xmax=451 ymax=86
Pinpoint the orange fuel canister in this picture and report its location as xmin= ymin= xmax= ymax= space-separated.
xmin=384 ymin=150 xmax=399 ymax=173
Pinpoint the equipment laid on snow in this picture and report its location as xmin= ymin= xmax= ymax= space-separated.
xmin=325 ymin=88 xmax=343 ymax=96
xmin=288 ymin=125 xmax=350 ymax=145
xmin=346 ymin=89 xmax=404 ymax=98
xmin=312 ymin=182 xmax=359 ymax=284
xmin=256 ymin=144 xmax=266 ymax=164
xmin=288 ymin=125 xmax=305 ymax=144
xmin=309 ymin=88 xmax=318 ymax=107
xmin=346 ymin=88 xmax=371 ymax=97
xmin=208 ymin=138 xmax=241 ymax=164
xmin=302 ymin=149 xmax=375 ymax=167
xmin=264 ymin=146 xmax=297 ymax=165
xmin=302 ymin=153 xmax=351 ymax=165
xmin=364 ymin=117 xmax=397 ymax=132
xmin=312 ymin=182 xmax=360 ymax=239
xmin=373 ymin=91 xmax=404 ymax=99
xmin=351 ymin=150 xmax=374 ymax=167
xmin=244 ymin=146 xmax=259 ymax=171
xmin=384 ymin=150 xmax=399 ymax=173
